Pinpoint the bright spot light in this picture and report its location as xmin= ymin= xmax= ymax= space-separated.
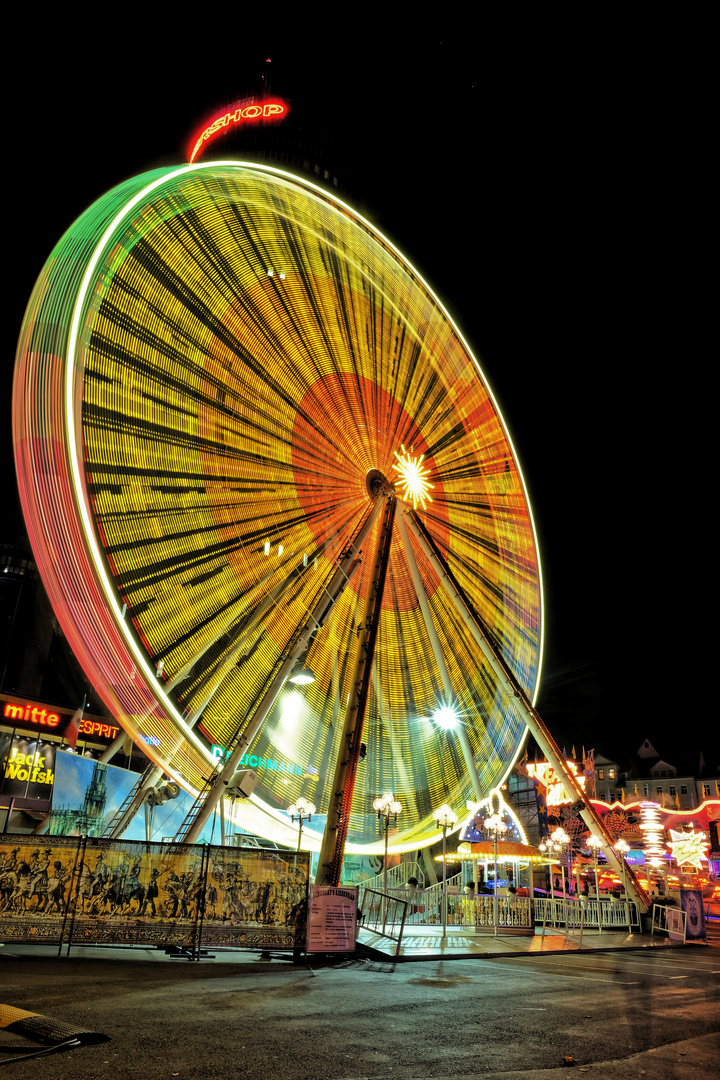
xmin=289 ymin=669 xmax=314 ymax=685
xmin=392 ymin=444 xmax=434 ymax=510
xmin=281 ymin=691 xmax=305 ymax=728
xmin=432 ymin=705 xmax=459 ymax=730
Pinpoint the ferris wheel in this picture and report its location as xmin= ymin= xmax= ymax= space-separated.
xmin=14 ymin=161 xmax=544 ymax=861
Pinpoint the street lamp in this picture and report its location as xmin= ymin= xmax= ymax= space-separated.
xmin=539 ymin=827 xmax=571 ymax=916
xmin=551 ymin=827 xmax=570 ymax=907
xmin=288 ymin=797 xmax=316 ymax=852
xmin=373 ymin=793 xmax=402 ymax=930
xmin=483 ymin=811 xmax=508 ymax=936
xmin=433 ymin=803 xmax=459 ymax=940
xmin=614 ymin=837 xmax=630 ymax=898
xmin=586 ymin=833 xmax=604 ymax=933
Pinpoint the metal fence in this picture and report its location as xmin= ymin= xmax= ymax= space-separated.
xmin=362 ymin=885 xmax=532 ymax=930
xmin=534 ymin=896 xmax=640 ymax=930
xmin=361 ymin=886 xmax=640 ymax=933
xmin=0 ymin=833 xmax=310 ymax=952
xmin=355 ymin=860 xmax=426 ymax=895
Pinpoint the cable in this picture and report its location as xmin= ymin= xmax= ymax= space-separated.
xmin=0 ymin=1037 xmax=81 ymax=1065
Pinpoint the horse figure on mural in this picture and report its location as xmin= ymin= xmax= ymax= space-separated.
xmin=4 ymin=848 xmax=54 ymax=912
xmin=4 ymin=859 xmax=34 ymax=913
xmin=0 ymin=849 xmax=22 ymax=910
xmin=44 ymin=862 xmax=70 ymax=914
xmin=74 ymin=854 xmax=111 ymax=914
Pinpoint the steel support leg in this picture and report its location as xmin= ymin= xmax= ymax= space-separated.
xmin=316 ymin=496 xmax=397 ymax=886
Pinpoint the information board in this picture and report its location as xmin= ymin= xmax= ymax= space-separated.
xmin=306 ymin=885 xmax=358 ymax=953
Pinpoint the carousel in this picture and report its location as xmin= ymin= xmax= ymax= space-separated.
xmin=432 ymin=790 xmax=555 ymax=935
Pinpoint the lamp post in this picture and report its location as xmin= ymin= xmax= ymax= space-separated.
xmin=551 ymin=827 xmax=570 ymax=908
xmin=288 ymin=797 xmax=316 ymax=852
xmin=483 ymin=811 xmax=508 ymax=936
xmin=586 ymin=833 xmax=604 ymax=932
xmin=433 ymin=803 xmax=458 ymax=940
xmin=614 ymin=838 xmax=631 ymax=929
xmin=373 ymin=793 xmax=402 ymax=930
xmin=614 ymin=838 xmax=630 ymax=896
xmin=540 ymin=827 xmax=570 ymax=926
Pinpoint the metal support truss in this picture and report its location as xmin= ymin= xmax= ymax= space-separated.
xmin=98 ymin=730 xmax=134 ymax=764
xmin=182 ymin=496 xmax=387 ymax=846
xmin=316 ymin=494 xmax=397 ymax=886
xmin=402 ymin=509 xmax=650 ymax=912
xmin=103 ymin=764 xmax=163 ymax=840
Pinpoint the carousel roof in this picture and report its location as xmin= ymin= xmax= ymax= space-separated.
xmin=446 ymin=841 xmax=551 ymax=862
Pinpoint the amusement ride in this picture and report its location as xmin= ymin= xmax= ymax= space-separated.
xmin=13 ymin=128 xmax=647 ymax=905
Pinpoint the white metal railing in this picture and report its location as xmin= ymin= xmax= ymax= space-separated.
xmin=355 ymin=860 xmax=426 ymax=895
xmin=423 ymin=873 xmax=461 ymax=903
xmin=457 ymin=895 xmax=532 ymax=928
xmin=385 ymin=875 xmax=461 ymax=926
xmin=534 ymin=897 xmax=640 ymax=930
xmin=367 ymin=887 xmax=532 ymax=929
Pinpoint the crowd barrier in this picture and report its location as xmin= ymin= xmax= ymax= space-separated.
xmin=377 ymin=888 xmax=533 ymax=929
xmin=357 ymin=887 xmax=409 ymax=955
xmin=534 ymin=896 xmax=640 ymax=930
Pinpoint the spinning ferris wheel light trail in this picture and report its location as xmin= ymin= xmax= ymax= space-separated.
xmin=12 ymin=157 xmax=649 ymax=906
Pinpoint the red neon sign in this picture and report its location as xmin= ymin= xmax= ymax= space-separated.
xmin=3 ymin=701 xmax=119 ymax=740
xmin=189 ymin=97 xmax=289 ymax=163
xmin=78 ymin=719 xmax=120 ymax=740
xmin=4 ymin=702 xmax=60 ymax=727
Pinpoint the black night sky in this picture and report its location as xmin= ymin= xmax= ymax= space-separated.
xmin=6 ymin=19 xmax=711 ymax=772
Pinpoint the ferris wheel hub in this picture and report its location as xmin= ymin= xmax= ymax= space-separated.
xmin=365 ymin=468 xmax=391 ymax=499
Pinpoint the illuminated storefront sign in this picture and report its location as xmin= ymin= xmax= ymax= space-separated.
xmin=526 ymin=761 xmax=587 ymax=806
xmin=4 ymin=744 xmax=54 ymax=785
xmin=4 ymin=702 xmax=60 ymax=727
xmin=1 ymin=735 xmax=56 ymax=798
xmin=78 ymin=719 xmax=120 ymax=740
xmin=210 ymin=744 xmax=306 ymax=777
xmin=2 ymin=699 xmax=119 ymax=742
xmin=189 ymin=97 xmax=288 ymax=163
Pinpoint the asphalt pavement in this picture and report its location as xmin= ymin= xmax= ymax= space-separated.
xmin=0 ymin=943 xmax=718 ymax=1078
